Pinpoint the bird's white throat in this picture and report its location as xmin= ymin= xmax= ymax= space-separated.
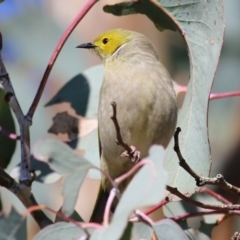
xmin=107 ymin=42 xmax=128 ymax=62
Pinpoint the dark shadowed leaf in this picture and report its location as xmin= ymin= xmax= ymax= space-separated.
xmin=104 ymin=1 xmax=177 ymax=31
xmin=33 ymin=139 xmax=94 ymax=216
xmin=48 ymin=111 xmax=79 ymax=141
xmin=46 ymin=65 xmax=104 ymax=119
xmin=0 ymin=88 xmax=16 ymax=168
xmin=153 ymin=219 xmax=189 ymax=240
xmin=0 ymin=208 xmax=26 ymax=240
xmin=104 ymin=0 xmax=225 ymax=197
xmin=119 ymin=222 xmax=133 ymax=240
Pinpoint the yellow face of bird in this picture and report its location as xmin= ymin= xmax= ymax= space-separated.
xmin=77 ymin=29 xmax=132 ymax=61
xmin=92 ymin=29 xmax=131 ymax=60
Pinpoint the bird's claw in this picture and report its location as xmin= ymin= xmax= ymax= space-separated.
xmin=121 ymin=146 xmax=141 ymax=164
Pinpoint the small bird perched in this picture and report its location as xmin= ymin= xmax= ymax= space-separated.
xmin=77 ymin=29 xmax=177 ymax=223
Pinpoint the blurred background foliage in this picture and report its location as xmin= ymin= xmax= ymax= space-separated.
xmin=0 ymin=0 xmax=239 ymax=239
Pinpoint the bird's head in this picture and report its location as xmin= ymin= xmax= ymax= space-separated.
xmin=77 ymin=29 xmax=132 ymax=62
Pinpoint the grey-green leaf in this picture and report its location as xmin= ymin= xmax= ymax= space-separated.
xmin=0 ymin=208 xmax=26 ymax=240
xmin=33 ymin=139 xmax=94 ymax=216
xmin=34 ymin=222 xmax=86 ymax=240
xmin=46 ymin=65 xmax=104 ymax=119
xmin=153 ymin=219 xmax=189 ymax=240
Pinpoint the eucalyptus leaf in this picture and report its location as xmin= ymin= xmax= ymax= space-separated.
xmin=0 ymin=208 xmax=26 ymax=240
xmin=33 ymin=139 xmax=95 ymax=216
xmin=34 ymin=222 xmax=85 ymax=240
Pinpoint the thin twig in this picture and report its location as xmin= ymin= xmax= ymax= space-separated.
xmin=210 ymin=91 xmax=240 ymax=100
xmin=0 ymin=125 xmax=20 ymax=140
xmin=167 ymin=185 xmax=240 ymax=211
xmin=200 ymin=187 xmax=232 ymax=205
xmin=173 ymin=127 xmax=199 ymax=179
xmin=144 ymin=198 xmax=169 ymax=216
xmin=0 ymin=168 xmax=52 ymax=228
xmin=134 ymin=209 xmax=154 ymax=226
xmin=27 ymin=0 xmax=99 ymax=119
xmin=174 ymin=83 xmax=240 ymax=100
xmin=173 ymin=128 xmax=240 ymax=195
xmin=110 ymin=102 xmax=140 ymax=163
xmin=114 ymin=160 xmax=154 ymax=185
xmin=103 ymin=188 xmax=118 ymax=227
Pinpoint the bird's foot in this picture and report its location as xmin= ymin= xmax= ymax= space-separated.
xmin=120 ymin=146 xmax=141 ymax=164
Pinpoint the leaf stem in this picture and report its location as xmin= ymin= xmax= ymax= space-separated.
xmin=27 ymin=0 xmax=99 ymax=119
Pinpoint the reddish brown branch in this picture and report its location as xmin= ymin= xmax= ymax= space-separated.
xmin=27 ymin=0 xmax=99 ymax=119
xmin=0 ymin=167 xmax=52 ymax=228
xmin=167 ymin=185 xmax=240 ymax=211
xmin=200 ymin=187 xmax=232 ymax=205
xmin=110 ymin=101 xmax=140 ymax=163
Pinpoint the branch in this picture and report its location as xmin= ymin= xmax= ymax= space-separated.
xmin=199 ymin=187 xmax=232 ymax=205
xmin=174 ymin=83 xmax=240 ymax=100
xmin=167 ymin=185 xmax=240 ymax=211
xmin=110 ymin=102 xmax=140 ymax=163
xmin=171 ymin=209 xmax=240 ymax=222
xmin=173 ymin=127 xmax=240 ymax=195
xmin=0 ymin=33 xmax=31 ymax=184
xmin=210 ymin=90 xmax=240 ymax=100
xmin=27 ymin=0 xmax=99 ymax=119
xmin=0 ymin=167 xmax=52 ymax=228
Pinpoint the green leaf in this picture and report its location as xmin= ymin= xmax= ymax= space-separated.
xmin=33 ymin=139 xmax=95 ymax=216
xmin=34 ymin=222 xmax=86 ymax=240
xmin=91 ymin=145 xmax=167 ymax=240
xmin=46 ymin=65 xmax=104 ymax=119
xmin=103 ymin=0 xmax=225 ymax=196
xmin=153 ymin=219 xmax=189 ymax=240
xmin=0 ymin=88 xmax=16 ymax=168
xmin=0 ymin=208 xmax=26 ymax=240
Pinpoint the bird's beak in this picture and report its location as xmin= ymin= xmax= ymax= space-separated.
xmin=76 ymin=42 xmax=97 ymax=49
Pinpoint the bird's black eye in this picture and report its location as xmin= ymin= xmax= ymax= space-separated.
xmin=102 ymin=38 xmax=109 ymax=44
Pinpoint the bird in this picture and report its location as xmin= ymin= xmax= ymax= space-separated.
xmin=77 ymin=29 xmax=177 ymax=223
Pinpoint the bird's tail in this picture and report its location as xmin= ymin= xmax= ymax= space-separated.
xmin=89 ymin=186 xmax=109 ymax=223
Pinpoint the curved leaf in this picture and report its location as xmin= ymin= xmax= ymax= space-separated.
xmin=153 ymin=219 xmax=189 ymax=240
xmin=34 ymin=222 xmax=85 ymax=240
